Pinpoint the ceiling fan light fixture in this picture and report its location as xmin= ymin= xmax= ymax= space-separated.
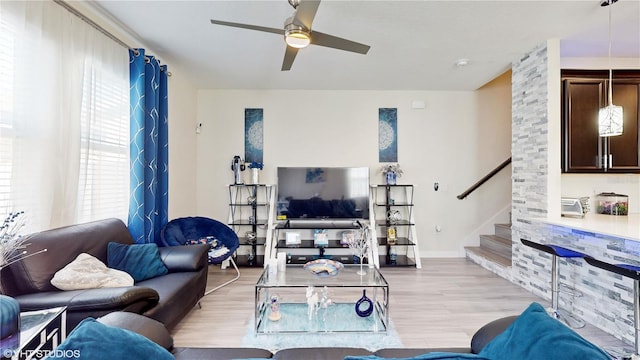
xmin=285 ymin=25 xmax=311 ymax=48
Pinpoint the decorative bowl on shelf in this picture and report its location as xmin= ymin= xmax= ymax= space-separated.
xmin=303 ymin=259 xmax=344 ymax=277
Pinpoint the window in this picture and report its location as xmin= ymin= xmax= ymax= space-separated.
xmin=0 ymin=2 xmax=129 ymax=231
xmin=0 ymin=9 xmax=16 ymax=215
xmin=77 ymin=59 xmax=130 ymax=224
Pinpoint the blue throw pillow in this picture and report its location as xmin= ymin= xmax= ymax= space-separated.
xmin=344 ymin=353 xmax=488 ymax=360
xmin=46 ymin=317 xmax=174 ymax=360
xmin=107 ymin=242 xmax=168 ymax=282
xmin=478 ymin=302 xmax=610 ymax=360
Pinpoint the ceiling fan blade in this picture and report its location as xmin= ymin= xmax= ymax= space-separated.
xmin=210 ymin=19 xmax=284 ymax=35
xmin=281 ymin=46 xmax=299 ymax=71
xmin=293 ymin=0 xmax=321 ymax=29
xmin=311 ymin=31 xmax=370 ymax=54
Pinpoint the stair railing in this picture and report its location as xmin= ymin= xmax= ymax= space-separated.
xmin=457 ymin=157 xmax=512 ymax=200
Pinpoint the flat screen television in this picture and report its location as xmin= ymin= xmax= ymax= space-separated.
xmin=276 ymin=167 xmax=370 ymax=221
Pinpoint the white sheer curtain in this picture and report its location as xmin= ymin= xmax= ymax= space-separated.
xmin=0 ymin=1 xmax=129 ymax=232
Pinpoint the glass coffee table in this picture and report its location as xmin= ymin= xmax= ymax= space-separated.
xmin=254 ymin=264 xmax=388 ymax=334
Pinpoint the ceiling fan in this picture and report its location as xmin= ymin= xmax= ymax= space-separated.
xmin=210 ymin=0 xmax=370 ymax=71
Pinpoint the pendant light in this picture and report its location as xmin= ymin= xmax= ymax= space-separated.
xmin=598 ymin=0 xmax=623 ymax=137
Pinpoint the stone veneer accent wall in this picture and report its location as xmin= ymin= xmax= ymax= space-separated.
xmin=511 ymin=43 xmax=552 ymax=298
xmin=510 ymin=42 xmax=634 ymax=345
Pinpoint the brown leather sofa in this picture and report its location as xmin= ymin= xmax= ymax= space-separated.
xmin=97 ymin=311 xmax=517 ymax=360
xmin=0 ymin=218 xmax=209 ymax=331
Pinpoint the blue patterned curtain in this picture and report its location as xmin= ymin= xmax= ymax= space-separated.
xmin=128 ymin=48 xmax=169 ymax=244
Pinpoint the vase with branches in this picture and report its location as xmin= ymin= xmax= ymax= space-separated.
xmin=0 ymin=211 xmax=46 ymax=270
xmin=380 ymin=164 xmax=402 ymax=185
xmin=0 ymin=211 xmax=47 ymax=340
xmin=345 ymin=223 xmax=370 ymax=275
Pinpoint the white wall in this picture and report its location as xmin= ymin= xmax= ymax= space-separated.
xmin=166 ymin=70 xmax=198 ymax=218
xmin=561 ymin=57 xmax=640 ymax=69
xmin=463 ymin=71 xmax=513 ymax=244
xmin=196 ymin=81 xmax=512 ymax=257
xmin=561 ymin=174 xmax=640 ymax=214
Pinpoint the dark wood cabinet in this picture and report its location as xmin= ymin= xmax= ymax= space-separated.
xmin=609 ymin=81 xmax=640 ymax=170
xmin=562 ymin=70 xmax=640 ymax=173
xmin=563 ymin=78 xmax=604 ymax=171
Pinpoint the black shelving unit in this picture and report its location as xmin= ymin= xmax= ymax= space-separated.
xmin=370 ymin=184 xmax=421 ymax=268
xmin=272 ymin=221 xmax=365 ymax=265
xmin=228 ymin=184 xmax=273 ymax=267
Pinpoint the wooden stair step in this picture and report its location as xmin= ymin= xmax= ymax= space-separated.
xmin=479 ymin=234 xmax=512 ymax=260
xmin=494 ymin=223 xmax=512 ymax=241
xmin=464 ymin=246 xmax=512 ymax=268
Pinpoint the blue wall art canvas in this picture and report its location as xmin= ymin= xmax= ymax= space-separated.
xmin=245 ymin=108 xmax=263 ymax=163
xmin=305 ymin=168 xmax=326 ymax=183
xmin=378 ymin=108 xmax=398 ymax=162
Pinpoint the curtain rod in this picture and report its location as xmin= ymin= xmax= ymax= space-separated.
xmin=53 ymin=0 xmax=171 ymax=75
xmin=52 ymin=0 xmax=133 ymax=51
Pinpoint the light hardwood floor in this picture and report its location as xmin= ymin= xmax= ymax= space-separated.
xmin=171 ymin=258 xmax=627 ymax=351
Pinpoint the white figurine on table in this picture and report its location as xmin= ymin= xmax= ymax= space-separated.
xmin=319 ymin=286 xmax=333 ymax=321
xmin=306 ymin=286 xmax=318 ymax=320
xmin=268 ymin=295 xmax=281 ymax=321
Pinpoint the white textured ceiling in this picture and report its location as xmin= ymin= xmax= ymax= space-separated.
xmin=89 ymin=0 xmax=640 ymax=90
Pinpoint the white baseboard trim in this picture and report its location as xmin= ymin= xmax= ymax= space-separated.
xmin=420 ymin=251 xmax=465 ymax=258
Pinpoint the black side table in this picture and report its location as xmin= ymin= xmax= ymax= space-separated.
xmin=1 ymin=307 xmax=67 ymax=360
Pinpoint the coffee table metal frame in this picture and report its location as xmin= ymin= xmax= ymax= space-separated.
xmin=254 ymin=265 xmax=389 ymax=334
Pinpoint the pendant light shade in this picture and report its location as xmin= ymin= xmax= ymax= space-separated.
xmin=599 ymin=104 xmax=623 ymax=137
xmin=598 ymin=0 xmax=623 ymax=137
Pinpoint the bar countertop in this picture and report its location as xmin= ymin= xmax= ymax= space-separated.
xmin=535 ymin=213 xmax=640 ymax=241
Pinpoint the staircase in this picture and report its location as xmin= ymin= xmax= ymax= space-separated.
xmin=465 ymin=223 xmax=512 ymax=281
